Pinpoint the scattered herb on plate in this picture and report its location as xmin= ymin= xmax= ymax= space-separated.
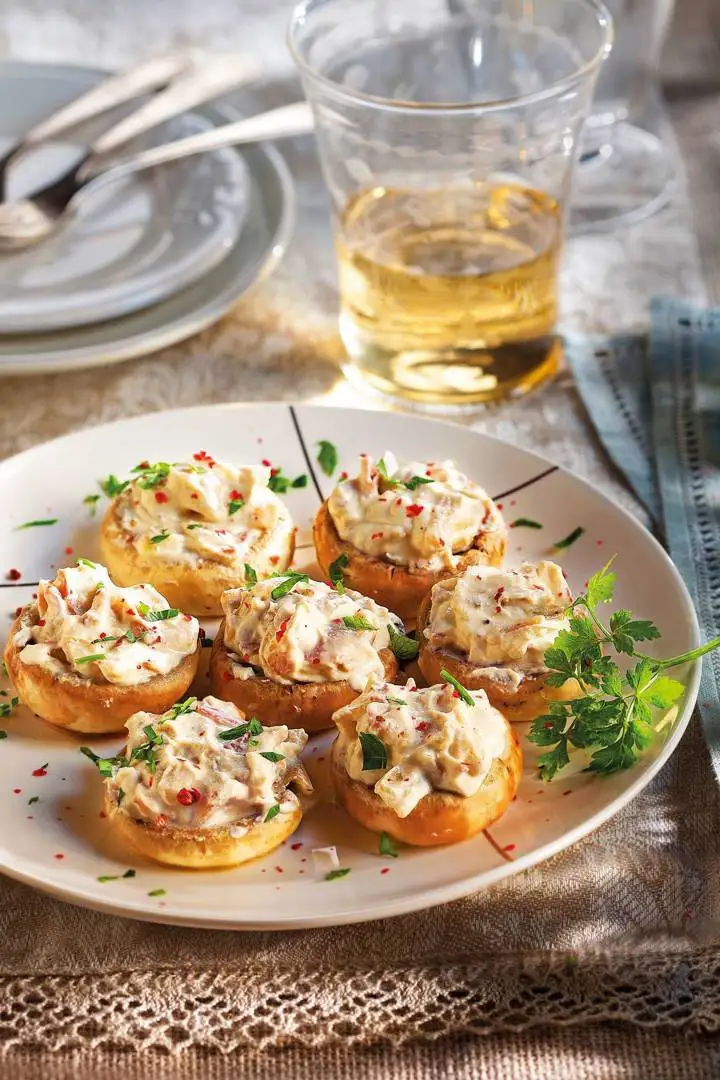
xmin=387 ymin=623 xmax=419 ymax=661
xmin=325 ymin=868 xmax=351 ymax=881
xmin=317 ymin=440 xmax=338 ymax=476
xmin=379 ymin=832 xmax=399 ymax=858
xmin=511 ymin=518 xmax=543 ymax=529
xmin=554 ymin=526 xmax=584 ymax=549
xmin=16 ymin=519 xmax=58 ymax=530
xmin=99 ymin=474 xmax=129 ymax=498
xmin=268 ymin=468 xmax=308 ymax=494
xmin=83 ymin=494 xmax=101 ymax=515
xmin=0 ymin=696 xmax=19 ymax=718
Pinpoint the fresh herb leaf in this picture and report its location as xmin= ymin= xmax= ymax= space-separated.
xmin=79 ymin=746 xmax=118 ymax=778
xmin=1 ymin=661 xmax=7 ymax=679
xmin=244 ymin=563 xmax=258 ymax=586
xmin=554 ymin=526 xmax=585 ymax=549
xmin=228 ymin=499 xmax=244 ymax=516
xmin=387 ymin=623 xmax=419 ymax=661
xmin=99 ymin=474 xmax=129 ymax=498
xmin=404 ymin=476 xmax=434 ymax=491
xmin=132 ymin=461 xmax=170 ymax=489
xmin=267 ymin=468 xmax=308 ymax=494
xmin=329 ymin=553 xmax=349 ymax=593
xmin=264 ymin=804 xmax=281 ymax=822
xmin=376 ymin=458 xmax=400 ymax=489
xmin=148 ymin=889 xmax=166 ymax=897
xmin=511 ymin=517 xmax=543 ymax=529
xmin=325 ymin=868 xmax=351 ymax=881
xmin=0 ymin=730 xmax=6 ymax=739
xmin=186 ymin=523 xmax=203 ymax=530
xmin=16 ymin=519 xmax=58 ymax=530
xmin=317 ymin=440 xmax=338 ymax=476
xmin=143 ymin=725 xmax=162 ymax=746
xmin=386 ymin=696 xmax=407 ymax=707
xmin=149 ymin=531 xmax=170 ymax=544
xmin=218 ymin=717 xmax=263 ymax=742
xmin=584 ymin=559 xmax=617 ymax=608
xmin=259 ymin=751 xmax=284 ymax=763
xmin=28 ymin=796 xmax=39 ymax=805
xmin=292 ymin=474 xmax=308 ymax=488
xmin=83 ymin=494 xmax=101 ymax=515
xmin=0 ymin=696 xmax=18 ymax=719
xmin=123 ymin=868 xmax=136 ymax=878
xmin=142 ymin=608 xmax=179 ymax=623
xmin=77 ymin=557 xmax=97 ymax=569
xmin=166 ymin=698 xmax=197 ymax=719
xmin=358 ymin=731 xmax=388 ymax=771
xmin=75 ymin=653 xmax=105 ymax=665
xmin=440 ymin=668 xmax=475 ymax=707
xmin=270 ymin=572 xmax=309 ymax=601
xmin=97 ymin=874 xmax=121 ymax=883
xmin=379 ymin=832 xmax=398 ymax=858
xmin=342 ymin=614 xmax=376 ymax=632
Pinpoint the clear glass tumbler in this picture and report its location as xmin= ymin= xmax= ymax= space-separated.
xmin=289 ymin=0 xmax=612 ymax=409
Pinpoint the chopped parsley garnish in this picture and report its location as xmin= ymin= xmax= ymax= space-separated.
xmin=149 ymin=531 xmax=170 ymax=544
xmin=148 ymin=888 xmax=166 ymax=897
xmin=83 ymin=494 xmax=101 ymax=515
xmin=328 ymin=553 xmax=349 ymax=593
xmin=77 ymin=557 xmax=97 ymax=568
xmin=79 ymin=746 xmax=118 ymax=777
xmin=379 ymin=832 xmax=399 ymax=858
xmin=132 ymin=461 xmax=171 ymax=489
xmin=259 ymin=751 xmax=284 ymax=762
xmin=512 ymin=518 xmax=543 ymax=529
xmin=28 ymin=796 xmax=39 ymax=805
xmin=244 ymin=563 xmax=258 ymax=586
xmin=91 ymin=635 xmax=121 ymax=644
xmin=526 ymin=557 xmax=720 ymax=780
xmin=143 ymin=725 xmax=163 ymax=745
xmin=1 ymin=661 xmax=8 ymax=679
xmin=387 ymin=624 xmax=419 ymax=661
xmin=404 ymin=476 xmax=434 ymax=491
xmin=264 ymin=804 xmax=281 ymax=822
xmin=377 ymin=457 xmax=400 ymax=489
xmin=98 ymin=871 xmax=135 ymax=883
xmin=317 ymin=440 xmax=338 ymax=476
xmin=0 ymin=730 xmax=6 ymax=740
xmin=99 ymin=474 xmax=129 ymax=498
xmin=386 ymin=696 xmax=406 ymax=707
xmin=228 ymin=499 xmax=244 ymax=516
xmin=218 ymin=717 xmax=263 ymax=742
xmin=267 ymin=469 xmax=308 ymax=494
xmin=325 ymin=868 xmax=351 ymax=881
xmin=0 ymin=696 xmax=19 ymax=718
xmin=123 ymin=868 xmax=136 ymax=878
xmin=186 ymin=523 xmax=203 ymax=530
xmin=16 ymin=519 xmax=58 ymax=530
xmin=358 ymin=731 xmax=388 ymax=771
xmin=554 ymin=526 xmax=585 ymax=549
xmin=138 ymin=606 xmax=179 ymax=622
xmin=270 ymin=571 xmax=309 ymax=601
xmin=342 ymin=614 xmax=376 ymax=632
xmin=75 ymin=653 xmax=105 ymax=665
xmin=166 ymin=698 xmax=197 ymax=719
xmin=440 ymin=668 xmax=475 ymax=707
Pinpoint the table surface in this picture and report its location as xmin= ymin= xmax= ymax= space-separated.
xmin=0 ymin=2 xmax=719 ymax=1078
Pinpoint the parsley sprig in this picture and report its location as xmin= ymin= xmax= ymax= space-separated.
xmin=528 ymin=558 xmax=720 ymax=780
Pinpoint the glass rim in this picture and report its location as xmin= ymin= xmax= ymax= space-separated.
xmin=288 ymin=0 xmax=613 ymax=116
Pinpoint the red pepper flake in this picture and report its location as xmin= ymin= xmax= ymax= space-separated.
xmin=6 ymin=568 xmax=21 ymax=581
xmin=191 ymin=493 xmax=199 ymax=500
xmin=291 ymin=842 xmax=303 ymax=850
xmin=339 ymin=471 xmax=348 ymax=480
xmin=65 ymin=546 xmax=74 ymax=555
xmin=176 ymin=787 xmax=201 ymax=805
xmin=53 ymin=853 xmax=64 ymax=860
xmin=276 ymin=617 xmax=290 ymax=642
xmin=269 ymin=555 xmax=280 ymax=565
xmin=596 ymin=539 xmax=604 ymax=546
xmin=32 ymin=765 xmax=48 ymax=777
xmin=13 ymin=788 xmax=21 ymax=794
xmin=496 ymin=502 xmax=504 ymax=510
xmin=270 ymin=468 xmax=279 ymax=477
xmin=416 ymin=721 xmax=430 ymax=733
xmin=371 ymin=532 xmax=384 ymax=540
xmin=221 ymin=671 xmax=232 ymax=682
xmin=229 ymin=489 xmax=243 ymax=501
xmin=154 ymin=491 xmax=169 ymax=504
xmin=503 ymin=843 xmax=516 ymax=853
xmin=37 ymin=619 xmax=46 ymax=627
xmin=261 ymin=459 xmax=272 ymax=468
xmin=406 ymin=504 xmax=423 ymax=518
xmin=275 ymin=866 xmax=284 ymax=874
xmin=380 ymin=867 xmax=390 ymax=875
xmin=395 ymin=498 xmax=403 ymax=506
xmin=452 ymin=690 xmax=460 ymax=698
xmin=311 ymin=657 xmax=321 ymax=665
xmin=193 ymin=450 xmax=215 ymax=466
xmin=562 ymin=790 xmax=572 ymax=797
xmin=494 ymin=586 xmax=505 ymax=603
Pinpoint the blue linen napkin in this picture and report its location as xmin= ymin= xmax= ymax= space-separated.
xmin=565 ymin=299 xmax=720 ymax=782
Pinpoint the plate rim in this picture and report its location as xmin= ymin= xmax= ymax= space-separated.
xmin=0 ymin=402 xmax=702 ymax=928
xmin=0 ymin=60 xmax=296 ymax=375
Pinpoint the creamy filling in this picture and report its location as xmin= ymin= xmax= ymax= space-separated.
xmin=106 ymin=695 xmax=312 ymax=829
xmin=222 ymin=577 xmax=401 ymax=691
xmin=327 ymin=451 xmax=505 ymax=572
xmin=113 ymin=458 xmax=294 ymax=574
xmin=334 ymin=678 xmax=510 ymax=817
xmin=424 ymin=561 xmax=572 ymax=685
xmin=14 ymin=562 xmax=198 ymax=686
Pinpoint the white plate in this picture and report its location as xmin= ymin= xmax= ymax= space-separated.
xmin=0 ymin=404 xmax=700 ymax=929
xmin=0 ymin=62 xmax=248 ymax=333
xmin=0 ymin=104 xmax=294 ymax=376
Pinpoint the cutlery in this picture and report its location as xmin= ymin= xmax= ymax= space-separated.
xmin=0 ymin=101 xmax=314 ymax=252
xmin=0 ymin=53 xmax=194 ymax=198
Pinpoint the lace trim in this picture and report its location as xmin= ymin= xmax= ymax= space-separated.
xmin=2 ymin=951 xmax=719 ymax=1052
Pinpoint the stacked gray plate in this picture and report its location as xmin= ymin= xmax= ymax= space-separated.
xmin=0 ymin=61 xmax=294 ymax=376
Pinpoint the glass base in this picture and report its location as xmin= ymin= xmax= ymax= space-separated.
xmin=340 ymin=317 xmax=562 ymax=412
xmin=570 ymin=122 xmax=676 ymax=234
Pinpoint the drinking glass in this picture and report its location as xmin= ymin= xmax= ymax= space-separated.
xmin=572 ymin=0 xmax=676 ymax=232
xmin=289 ymin=0 xmax=612 ymax=409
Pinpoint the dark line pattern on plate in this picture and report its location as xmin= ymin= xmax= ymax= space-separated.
xmin=288 ymin=406 xmax=323 ymax=503
xmin=492 ymin=466 xmax=559 ymax=502
xmin=0 ymin=582 xmax=40 ymax=589
xmin=483 ymin=829 xmax=515 ymax=863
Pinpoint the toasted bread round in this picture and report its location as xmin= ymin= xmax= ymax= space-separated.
xmin=104 ymin=788 xmax=303 ymax=868
xmin=209 ymin=619 xmax=399 ymax=732
xmin=313 ymin=502 xmax=506 ymax=624
xmin=100 ymin=504 xmax=295 ymax=617
xmin=331 ymin=731 xmax=522 ymax=847
xmin=416 ymin=589 xmax=580 ymax=722
xmin=3 ymin=608 xmax=200 ymax=735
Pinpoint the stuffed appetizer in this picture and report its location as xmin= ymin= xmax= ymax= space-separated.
xmin=331 ymin=677 xmax=521 ymax=846
xmin=100 ymin=457 xmax=295 ymax=615
xmin=417 ymin=561 xmax=578 ymax=721
xmin=95 ymin=695 xmax=312 ymax=868
xmin=210 ymin=574 xmax=401 ymax=732
xmin=4 ymin=561 xmax=200 ymax=734
xmin=313 ymin=452 xmax=506 ymax=622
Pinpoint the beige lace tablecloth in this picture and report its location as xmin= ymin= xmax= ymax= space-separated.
xmin=1 ymin=1 xmax=720 ymax=1077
